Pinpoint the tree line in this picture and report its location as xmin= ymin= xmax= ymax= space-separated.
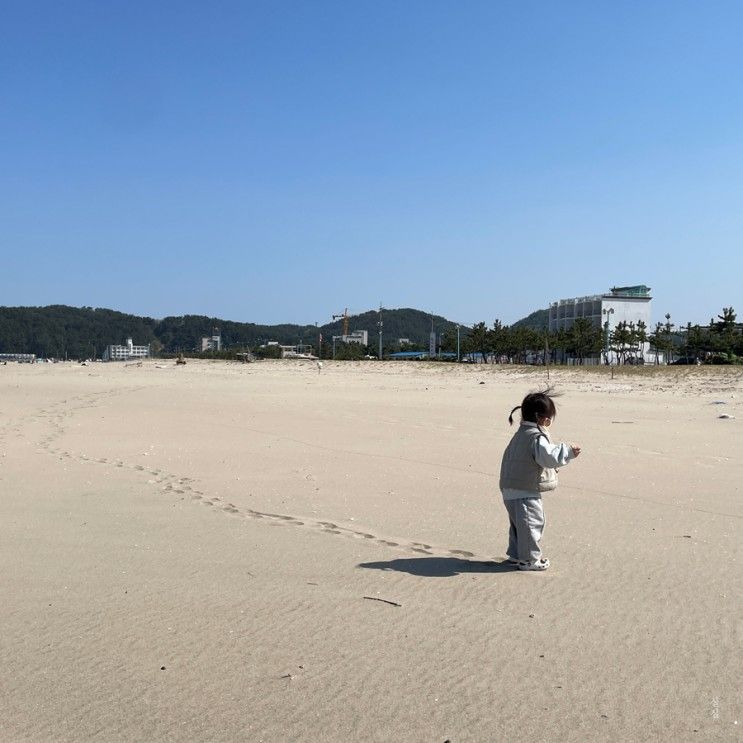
xmin=0 ymin=305 xmax=454 ymax=359
xmin=432 ymin=307 xmax=742 ymax=365
xmin=1 ymin=304 xmax=739 ymax=363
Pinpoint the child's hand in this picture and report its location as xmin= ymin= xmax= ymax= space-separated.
xmin=570 ymin=444 xmax=581 ymax=457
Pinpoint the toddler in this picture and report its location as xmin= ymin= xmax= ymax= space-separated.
xmin=499 ymin=390 xmax=580 ymax=570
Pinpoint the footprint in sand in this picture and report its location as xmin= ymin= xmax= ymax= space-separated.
xmin=265 ymin=513 xmax=293 ymax=521
xmin=42 ymin=437 xmax=479 ymax=561
xmin=273 ymin=514 xmax=304 ymax=525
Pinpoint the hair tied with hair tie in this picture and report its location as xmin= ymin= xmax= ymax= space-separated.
xmin=508 ymin=405 xmax=522 ymax=425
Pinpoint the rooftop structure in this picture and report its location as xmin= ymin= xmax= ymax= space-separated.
xmin=610 ymin=285 xmax=651 ymax=297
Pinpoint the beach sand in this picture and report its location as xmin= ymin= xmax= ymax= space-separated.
xmin=2 ymin=359 xmax=741 ymax=742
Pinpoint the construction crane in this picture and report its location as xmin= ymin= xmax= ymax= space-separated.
xmin=333 ymin=308 xmax=350 ymax=336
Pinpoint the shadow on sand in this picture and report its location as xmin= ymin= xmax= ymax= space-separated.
xmin=357 ymin=557 xmax=517 ymax=578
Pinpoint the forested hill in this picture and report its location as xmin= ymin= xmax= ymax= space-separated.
xmin=0 ymin=305 xmax=461 ymax=358
xmin=322 ymin=308 xmax=457 ymax=347
xmin=511 ymin=308 xmax=549 ymax=330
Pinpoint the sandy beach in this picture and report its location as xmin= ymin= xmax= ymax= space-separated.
xmin=1 ymin=359 xmax=741 ymax=742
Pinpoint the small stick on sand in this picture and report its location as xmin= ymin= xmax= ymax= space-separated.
xmin=363 ymin=596 xmax=402 ymax=607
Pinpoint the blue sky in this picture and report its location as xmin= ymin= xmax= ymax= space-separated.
xmin=2 ymin=1 xmax=741 ymax=327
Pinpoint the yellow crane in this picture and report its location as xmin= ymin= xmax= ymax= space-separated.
xmin=333 ymin=308 xmax=349 ymax=336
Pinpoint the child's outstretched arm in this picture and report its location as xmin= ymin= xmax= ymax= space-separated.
xmin=534 ymin=436 xmax=580 ymax=468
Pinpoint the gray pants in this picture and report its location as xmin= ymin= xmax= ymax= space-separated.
xmin=503 ymin=497 xmax=545 ymax=563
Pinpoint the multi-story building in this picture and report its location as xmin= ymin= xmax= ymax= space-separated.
xmin=102 ymin=337 xmax=150 ymax=361
xmin=549 ymin=285 xmax=652 ymax=332
xmin=548 ymin=285 xmax=653 ymax=363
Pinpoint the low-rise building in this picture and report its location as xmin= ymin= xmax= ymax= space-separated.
xmin=201 ymin=334 xmax=222 ymax=352
xmin=102 ymin=337 xmax=150 ymax=361
xmin=0 ymin=353 xmax=36 ymax=363
xmin=333 ymin=330 xmax=368 ymax=346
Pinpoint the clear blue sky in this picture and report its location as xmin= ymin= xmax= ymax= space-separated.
xmin=2 ymin=1 xmax=741 ymax=327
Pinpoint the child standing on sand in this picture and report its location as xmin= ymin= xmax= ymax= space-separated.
xmin=499 ymin=390 xmax=581 ymax=571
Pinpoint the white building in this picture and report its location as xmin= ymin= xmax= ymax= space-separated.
xmin=333 ymin=330 xmax=368 ymax=346
xmin=201 ymin=334 xmax=222 ymax=352
xmin=103 ymin=337 xmax=150 ymax=361
xmin=549 ymin=285 xmax=652 ymax=332
xmin=548 ymin=285 xmax=654 ymax=363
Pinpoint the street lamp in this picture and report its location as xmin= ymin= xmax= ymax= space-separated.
xmin=603 ymin=308 xmax=615 ymax=364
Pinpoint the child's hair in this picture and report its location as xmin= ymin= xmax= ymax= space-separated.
xmin=509 ymin=390 xmax=558 ymax=425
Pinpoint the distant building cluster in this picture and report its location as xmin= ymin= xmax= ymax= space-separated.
xmin=257 ymin=341 xmax=318 ymax=359
xmin=102 ymin=337 xmax=150 ymax=361
xmin=0 ymin=353 xmax=36 ymax=363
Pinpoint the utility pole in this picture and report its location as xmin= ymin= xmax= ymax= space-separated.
xmin=457 ymin=325 xmax=460 ymax=362
xmin=603 ymin=307 xmax=615 ymax=365
xmin=378 ymin=303 xmax=383 ymax=360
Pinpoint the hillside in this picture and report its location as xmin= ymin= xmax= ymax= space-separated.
xmin=511 ymin=308 xmax=549 ymax=330
xmin=321 ymin=308 xmax=457 ymax=347
xmin=0 ymin=305 xmax=461 ymax=358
